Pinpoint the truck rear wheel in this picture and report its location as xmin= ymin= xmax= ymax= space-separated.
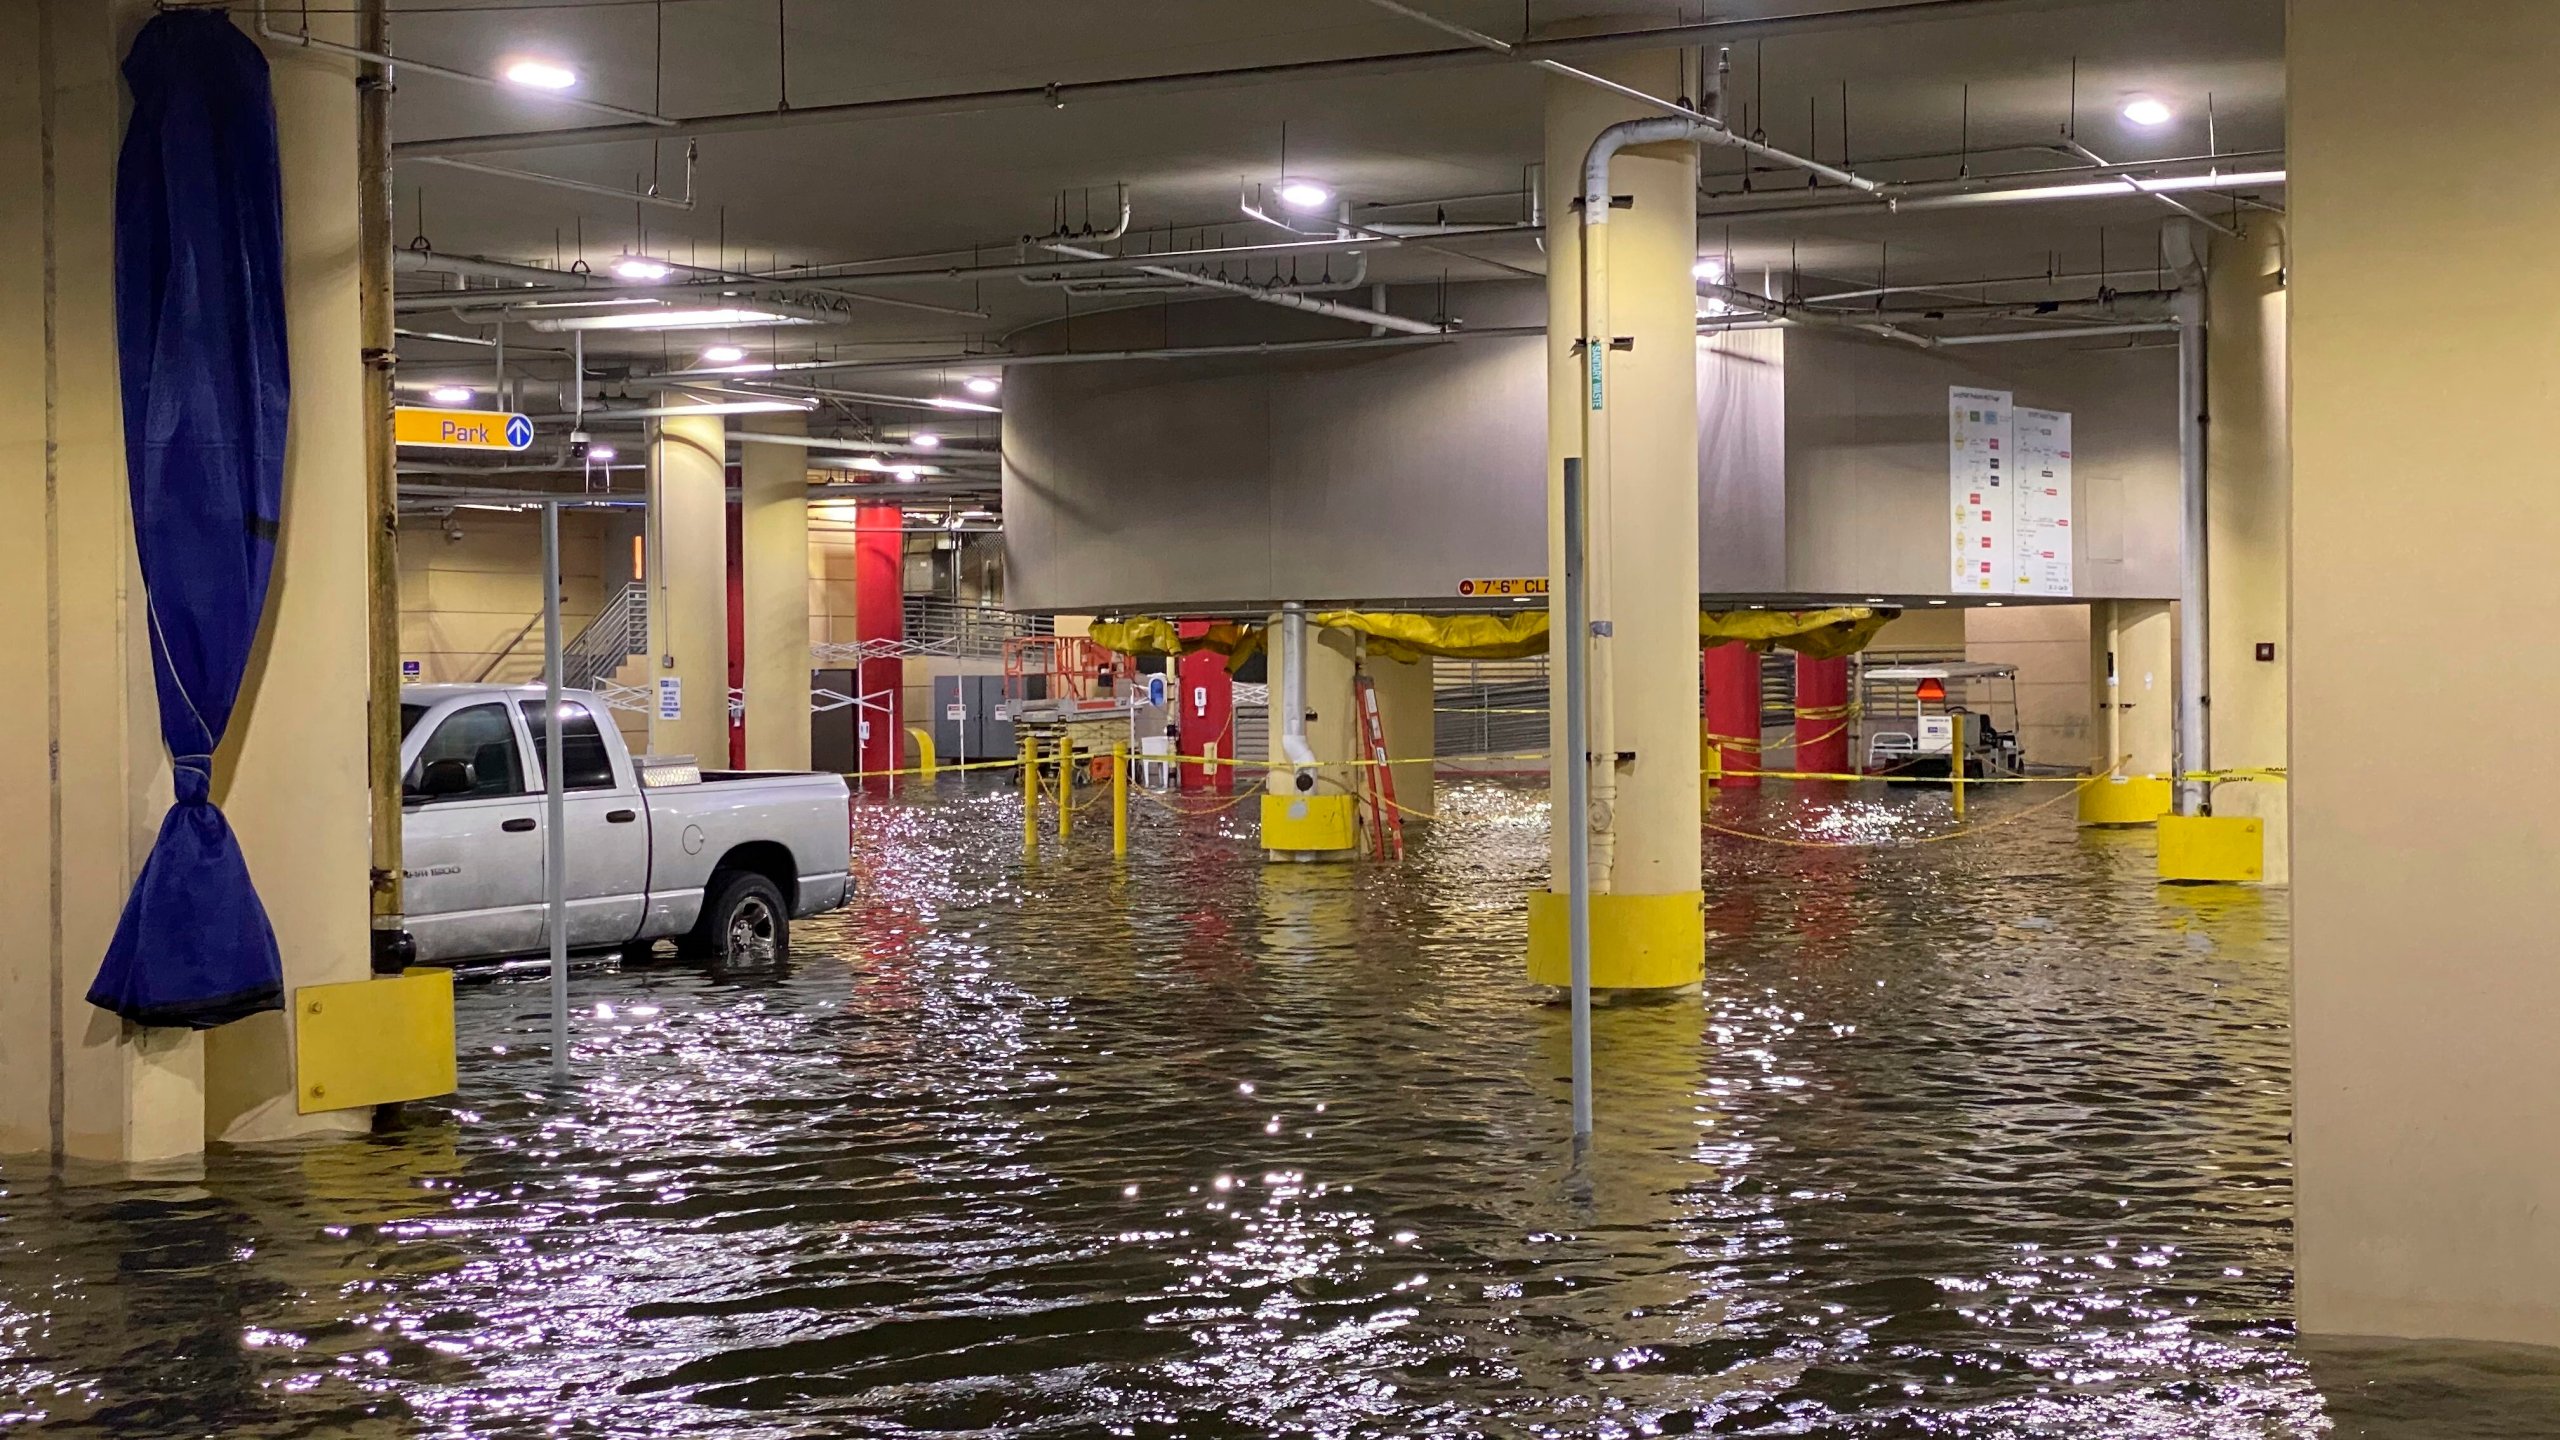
xmin=686 ymin=870 xmax=789 ymax=969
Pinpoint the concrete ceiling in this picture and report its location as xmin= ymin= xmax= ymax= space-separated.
xmin=380 ymin=0 xmax=2283 ymax=429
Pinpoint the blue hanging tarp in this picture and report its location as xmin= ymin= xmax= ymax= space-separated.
xmin=88 ymin=12 xmax=292 ymax=1029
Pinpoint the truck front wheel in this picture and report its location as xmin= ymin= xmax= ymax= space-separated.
xmin=686 ymin=870 xmax=789 ymax=969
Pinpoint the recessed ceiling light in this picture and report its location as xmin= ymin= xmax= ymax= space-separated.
xmin=893 ymin=467 xmax=920 ymax=482
xmin=1692 ymin=258 xmax=1726 ymax=282
xmin=1928 ymin=599 xmax=1948 ymax=606
xmin=588 ymin=444 xmax=617 ymax=462
xmin=910 ymin=432 xmax=941 ymax=449
xmin=1277 ymin=178 xmax=1334 ymax=211
xmin=1864 ymin=597 xmax=1887 ymax=604
xmin=426 ymin=384 xmax=474 ymax=405
xmin=611 ymin=255 xmax=671 ymax=281
xmin=700 ymin=344 xmax=747 ymax=364
xmin=502 ymin=58 xmax=579 ymax=91
xmin=2120 ymin=96 xmax=2173 ymax=127
xmin=964 ymin=376 xmax=1001 ymax=396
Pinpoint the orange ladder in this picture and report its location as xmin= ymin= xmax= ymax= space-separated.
xmin=1353 ymin=672 xmax=1405 ymax=861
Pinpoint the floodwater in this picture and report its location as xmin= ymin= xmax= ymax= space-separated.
xmin=6 ymin=779 xmax=2560 ymax=1437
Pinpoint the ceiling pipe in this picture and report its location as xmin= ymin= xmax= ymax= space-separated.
xmin=409 ymin=141 xmax=698 ymax=212
xmin=734 ymin=431 xmax=995 ymax=462
xmin=254 ymin=0 xmax=675 ymax=128
xmin=1044 ymin=241 xmax=1445 ymax=334
xmin=1698 ymin=154 xmax=2285 ymax=220
xmin=393 ymin=0 xmax=2134 ymax=158
xmin=2059 ymin=138 xmax=2242 ymax=237
xmin=1357 ymin=0 xmax=1878 ymax=193
xmin=394 ymin=248 xmax=989 ymax=321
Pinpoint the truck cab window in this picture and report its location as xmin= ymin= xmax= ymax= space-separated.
xmin=404 ymin=702 xmax=524 ymax=800
xmin=518 ymin=699 xmax=618 ymax=791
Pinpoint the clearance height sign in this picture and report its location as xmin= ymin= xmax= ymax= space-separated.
xmin=1947 ymin=387 xmax=2073 ymax=597
xmin=1457 ymin=577 xmax=1549 ymax=599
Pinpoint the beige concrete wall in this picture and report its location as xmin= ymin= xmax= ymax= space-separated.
xmin=2290 ymin=0 xmax=2560 ymax=1348
xmin=2206 ymin=216 xmax=2291 ymax=883
xmin=203 ymin=17 xmax=376 ymax=1143
xmin=1966 ymin=604 xmax=2093 ymax=770
xmin=397 ymin=511 xmax=607 ymax=684
xmin=2088 ymin=599 xmax=2175 ymax=777
xmin=808 ymin=500 xmax=863 ymax=649
xmin=646 ymin=410 xmax=729 ymax=761
xmin=0 ymin=0 xmax=205 ymax=1163
xmin=1366 ymin=651 xmax=1436 ymax=818
xmin=739 ymin=416 xmax=811 ymax=770
xmin=1543 ymin=52 xmax=1702 ymax=904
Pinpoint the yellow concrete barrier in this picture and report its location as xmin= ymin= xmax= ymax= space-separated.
xmin=1525 ymin=889 xmax=1705 ymax=990
xmin=294 ymin=968 xmax=456 ymax=1113
xmin=2078 ymin=774 xmax=2174 ymax=826
xmin=1261 ymin=792 xmax=1359 ymax=855
xmin=2158 ymin=814 xmax=2264 ymax=883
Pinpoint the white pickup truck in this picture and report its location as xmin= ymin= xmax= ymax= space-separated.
xmin=398 ymin=684 xmax=851 ymax=968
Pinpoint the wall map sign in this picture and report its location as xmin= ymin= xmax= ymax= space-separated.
xmin=1948 ymin=388 xmax=2073 ymax=597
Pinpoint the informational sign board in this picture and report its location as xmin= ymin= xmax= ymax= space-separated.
xmin=1457 ymin=577 xmax=1549 ymax=599
xmin=656 ymin=676 xmax=682 ymax=720
xmin=2011 ymin=407 xmax=2075 ymax=596
xmin=395 ymin=406 xmax=535 ymax=451
xmin=400 ymin=659 xmax=421 ymax=679
xmin=1949 ymin=387 xmax=2012 ymax=594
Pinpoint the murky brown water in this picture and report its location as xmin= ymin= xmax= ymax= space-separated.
xmin=5 ymin=779 xmax=2558 ymax=1437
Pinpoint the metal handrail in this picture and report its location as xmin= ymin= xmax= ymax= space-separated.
xmin=564 ymin=581 xmax=649 ymax=690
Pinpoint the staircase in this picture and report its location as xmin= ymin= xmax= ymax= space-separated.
xmin=565 ymin=582 xmax=650 ymax=691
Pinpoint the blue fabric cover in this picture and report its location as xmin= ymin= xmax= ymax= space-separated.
xmin=89 ymin=13 xmax=291 ymax=1029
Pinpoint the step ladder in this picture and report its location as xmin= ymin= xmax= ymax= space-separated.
xmin=1353 ymin=672 xmax=1405 ymax=861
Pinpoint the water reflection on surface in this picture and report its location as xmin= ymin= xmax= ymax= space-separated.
xmin=3 ymin=779 xmax=2556 ymax=1436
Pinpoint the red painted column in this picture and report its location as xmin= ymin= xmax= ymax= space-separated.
xmin=1704 ymin=642 xmax=1762 ymax=788
xmin=1794 ymin=654 xmax=1851 ymax=777
xmin=1176 ymin=619 xmax=1234 ymax=794
xmin=853 ymin=504 xmax=903 ymax=789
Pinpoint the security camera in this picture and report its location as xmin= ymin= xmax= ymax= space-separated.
xmin=567 ymin=428 xmax=591 ymax=460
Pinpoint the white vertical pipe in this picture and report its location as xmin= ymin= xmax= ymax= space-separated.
xmin=1562 ymin=458 xmax=1594 ymax=1144
xmin=1278 ymin=601 xmax=1315 ymax=775
xmin=2175 ymin=285 xmax=2210 ymax=814
xmin=541 ymin=499 xmax=570 ymax=1081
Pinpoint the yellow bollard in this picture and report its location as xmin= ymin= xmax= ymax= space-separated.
xmin=1056 ymin=737 xmax=1074 ymax=839
xmin=1951 ymin=752 xmax=1966 ymax=820
xmin=906 ymin=725 xmax=937 ymax=780
xmin=1021 ymin=734 xmax=1039 ymax=856
xmin=1111 ymin=742 xmax=1129 ymax=858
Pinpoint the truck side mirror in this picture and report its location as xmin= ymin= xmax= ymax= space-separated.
xmin=409 ymin=757 xmax=475 ymax=800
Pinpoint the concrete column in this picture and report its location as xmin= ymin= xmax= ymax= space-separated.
xmin=1260 ymin=617 xmax=1360 ymax=859
xmin=2080 ymin=598 xmax=2175 ymax=824
xmin=738 ymin=414 xmax=810 ymax=770
xmin=852 ymin=503 xmax=903 ymax=785
xmin=0 ymin=0 xmax=204 ymax=1162
xmin=1365 ymin=650 xmax=1436 ymax=820
xmin=204 ymin=12 xmax=376 ymax=1142
xmin=1794 ymin=655 xmax=1851 ymax=775
xmin=646 ymin=407 xmax=728 ymax=761
xmin=2205 ymin=217 xmax=2289 ymax=882
xmin=1176 ymin=619 xmax=1234 ymax=793
xmin=1703 ymin=643 xmax=1761 ymax=788
xmin=2292 ymin=0 xmax=2560 ymax=1348
xmin=1533 ymin=52 xmax=1704 ymax=989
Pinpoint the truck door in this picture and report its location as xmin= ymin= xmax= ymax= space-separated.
xmin=401 ymin=700 xmax=546 ymax=961
xmin=519 ymin=697 xmax=650 ymax=950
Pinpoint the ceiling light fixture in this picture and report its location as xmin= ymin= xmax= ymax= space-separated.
xmin=502 ymin=58 xmax=579 ymax=91
xmin=893 ymin=468 xmax=920 ymax=482
xmin=910 ymin=432 xmax=942 ymax=449
xmin=1277 ymin=178 xmax=1334 ymax=211
xmin=1936 ymin=168 xmax=2285 ymax=208
xmin=588 ymin=445 xmax=618 ymax=462
xmin=426 ymin=384 xmax=474 ymax=405
xmin=2120 ymin=96 xmax=2173 ymax=127
xmin=926 ymin=396 xmax=1000 ymax=414
xmin=1692 ymin=258 xmax=1727 ymax=282
xmin=963 ymin=376 xmax=1001 ymax=396
xmin=700 ymin=344 xmax=747 ymax=364
xmin=539 ymin=307 xmax=797 ymax=332
xmin=610 ymin=255 xmax=671 ymax=281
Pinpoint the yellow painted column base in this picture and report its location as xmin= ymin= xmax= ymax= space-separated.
xmin=2078 ymin=774 xmax=2174 ymax=826
xmin=1262 ymin=792 xmax=1360 ymax=859
xmin=1526 ymin=890 xmax=1705 ymax=990
xmin=293 ymin=968 xmax=457 ymax=1114
xmin=2157 ymin=814 xmax=2264 ymax=883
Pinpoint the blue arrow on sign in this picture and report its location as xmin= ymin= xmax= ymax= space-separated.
xmin=504 ymin=413 xmax=534 ymax=450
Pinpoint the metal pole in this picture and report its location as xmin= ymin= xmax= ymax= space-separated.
xmin=541 ymin=500 xmax=570 ymax=1081
xmin=2174 ymin=284 xmax=2210 ymax=814
xmin=357 ymin=0 xmax=405 ymax=956
xmin=1112 ymin=742 xmax=1129 ymax=858
xmin=1022 ymin=734 xmax=1040 ymax=856
xmin=1562 ymin=458 xmax=1594 ymax=1146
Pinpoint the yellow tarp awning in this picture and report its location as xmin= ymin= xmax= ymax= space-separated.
xmin=1090 ymin=605 xmax=1897 ymax=669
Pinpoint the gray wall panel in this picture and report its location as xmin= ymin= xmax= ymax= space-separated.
xmin=1782 ymin=328 xmax=2181 ymax=600
xmin=1700 ymin=328 xmax=1787 ymax=594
